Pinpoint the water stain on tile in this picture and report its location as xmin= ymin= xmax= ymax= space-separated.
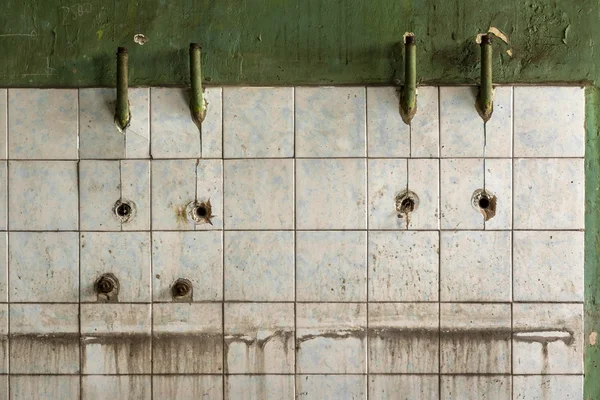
xmin=441 ymin=328 xmax=511 ymax=373
xmin=81 ymin=333 xmax=151 ymax=374
xmin=225 ymin=329 xmax=294 ymax=373
xmin=153 ymin=333 xmax=223 ymax=373
xmin=11 ymin=333 xmax=80 ymax=373
xmin=369 ymin=327 xmax=438 ymax=373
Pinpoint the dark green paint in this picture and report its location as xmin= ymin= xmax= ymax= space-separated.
xmin=0 ymin=0 xmax=596 ymax=86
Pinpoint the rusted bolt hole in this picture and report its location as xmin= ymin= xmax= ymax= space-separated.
xmin=472 ymin=189 xmax=497 ymax=221
xmin=95 ymin=273 xmax=119 ymax=295
xmin=395 ymin=190 xmax=419 ymax=219
xmin=400 ymin=197 xmax=415 ymax=214
xmin=187 ymin=200 xmax=214 ymax=225
xmin=116 ymin=203 xmax=131 ymax=217
xmin=172 ymin=278 xmax=192 ymax=299
xmin=113 ymin=199 xmax=136 ymax=223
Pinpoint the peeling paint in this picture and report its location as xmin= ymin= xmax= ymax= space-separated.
xmin=590 ymin=331 xmax=597 ymax=346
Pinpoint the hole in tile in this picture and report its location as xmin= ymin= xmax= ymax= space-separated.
xmin=186 ymin=200 xmax=214 ymax=225
xmin=95 ymin=273 xmax=119 ymax=302
xmin=395 ymin=190 xmax=420 ymax=225
xmin=472 ymin=189 xmax=497 ymax=221
xmin=113 ymin=199 xmax=136 ymax=223
xmin=171 ymin=278 xmax=193 ymax=301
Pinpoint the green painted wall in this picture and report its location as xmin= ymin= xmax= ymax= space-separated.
xmin=0 ymin=0 xmax=597 ymax=86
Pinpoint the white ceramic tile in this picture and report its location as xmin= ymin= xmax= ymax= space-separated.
xmin=81 ymin=303 xmax=152 ymax=374
xmin=153 ymin=303 xmax=223 ymax=373
xmin=224 ymin=159 xmax=293 ymax=229
xmin=82 ymin=376 xmax=151 ymax=400
xmin=296 ymin=87 xmax=366 ymax=157
xmin=152 ymin=159 xmax=223 ymax=230
xmin=79 ymin=88 xmax=150 ymax=159
xmin=202 ymin=87 xmax=223 ymax=158
xmin=80 ymin=232 xmax=151 ymax=302
xmin=0 ymin=234 xmax=6 ymax=302
xmin=514 ymin=231 xmax=584 ymax=302
xmin=367 ymin=86 xmax=439 ymax=157
xmin=440 ymin=231 xmax=511 ymax=302
xmin=369 ymin=375 xmax=439 ymax=400
xmin=224 ymin=303 xmax=294 ymax=373
xmin=484 ymin=158 xmax=512 ymax=230
xmin=224 ymin=231 xmax=294 ymax=301
xmin=9 ymin=161 xmax=78 ymax=230
xmin=440 ymin=158 xmax=483 ymax=230
xmin=296 ymin=303 xmax=366 ymax=374
xmin=296 ymin=231 xmax=366 ymax=302
xmin=514 ymin=158 xmax=584 ymax=229
xmin=513 ymin=303 xmax=583 ymax=374
xmin=225 ymin=375 xmax=294 ymax=400
xmin=223 ymin=87 xmax=293 ymax=158
xmin=441 ymin=303 xmax=511 ymax=373
xmin=9 ymin=232 xmax=78 ymax=302
xmin=514 ymin=87 xmax=585 ymax=157
xmin=513 ymin=375 xmax=583 ymax=399
xmin=152 ymin=231 xmax=222 ymax=301
xmin=0 ymin=89 xmax=6 ymax=159
xmin=8 ymin=89 xmax=78 ymax=159
xmin=440 ymin=86 xmax=512 ymax=157
xmin=368 ymin=231 xmax=438 ymax=302
xmin=368 ymin=303 xmax=439 ymax=373
xmin=153 ymin=376 xmax=223 ymax=400
xmin=296 ymin=158 xmax=366 ymax=229
xmin=296 ymin=375 xmax=366 ymax=400
xmin=79 ymin=160 xmax=150 ymax=231
xmin=440 ymin=376 xmax=511 ymax=400
xmin=11 ymin=376 xmax=79 ymax=400
xmin=0 ymin=306 xmax=7 ymax=374
xmin=0 ymin=163 xmax=5 ymax=230
xmin=0 ymin=376 xmax=6 ymax=400
xmin=10 ymin=304 xmax=79 ymax=373
xmin=368 ymin=159 xmax=439 ymax=229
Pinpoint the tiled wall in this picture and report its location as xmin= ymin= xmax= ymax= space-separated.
xmin=0 ymin=85 xmax=585 ymax=399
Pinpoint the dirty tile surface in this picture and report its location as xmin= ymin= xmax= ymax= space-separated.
xmin=0 ymin=86 xmax=585 ymax=399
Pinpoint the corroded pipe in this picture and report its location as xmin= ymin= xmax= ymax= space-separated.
xmin=477 ymin=34 xmax=493 ymax=122
xmin=400 ymin=35 xmax=417 ymax=125
xmin=115 ymin=47 xmax=130 ymax=130
xmin=189 ymin=43 xmax=206 ymax=125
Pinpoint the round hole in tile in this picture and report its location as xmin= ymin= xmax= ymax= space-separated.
xmin=113 ymin=199 xmax=136 ymax=223
xmin=186 ymin=200 xmax=214 ymax=225
xmin=472 ymin=189 xmax=497 ymax=221
xmin=172 ymin=278 xmax=193 ymax=300
xmin=395 ymin=190 xmax=419 ymax=226
xmin=95 ymin=273 xmax=119 ymax=299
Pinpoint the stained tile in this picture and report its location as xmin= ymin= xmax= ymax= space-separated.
xmin=441 ymin=303 xmax=511 ymax=373
xmin=80 ymin=232 xmax=151 ymax=302
xmin=513 ymin=375 xmax=583 ymax=399
xmin=514 ymin=87 xmax=585 ymax=157
xmin=440 ymin=376 xmax=511 ymax=400
xmin=0 ymin=376 xmax=6 ymax=400
xmin=296 ymin=231 xmax=366 ymax=302
xmin=82 ymin=376 xmax=151 ymax=400
xmin=440 ymin=158 xmax=483 ymax=230
xmin=151 ymin=88 xmax=222 ymax=158
xmin=0 ymin=89 xmax=6 ymax=159
xmin=153 ymin=376 xmax=223 ymax=400
xmin=368 ymin=158 xmax=439 ymax=229
xmin=483 ymin=158 xmax=512 ymax=230
xmin=514 ymin=158 xmax=584 ymax=229
xmin=152 ymin=231 xmax=222 ymax=301
xmin=296 ymin=158 xmax=366 ymax=229
xmin=367 ymin=86 xmax=439 ymax=157
xmin=513 ymin=303 xmax=583 ymax=374
xmin=514 ymin=231 xmax=584 ymax=302
xmin=0 ymin=234 xmax=6 ymax=302
xmin=223 ymin=87 xmax=294 ymax=158
xmin=440 ymin=231 xmax=511 ymax=302
xmin=79 ymin=88 xmax=150 ymax=159
xmin=296 ymin=303 xmax=366 ymax=374
xmin=81 ymin=303 xmax=151 ymax=374
xmin=10 ymin=304 xmax=79 ymax=373
xmin=296 ymin=87 xmax=366 ymax=157
xmin=224 ymin=159 xmax=293 ymax=229
xmin=224 ymin=231 xmax=294 ymax=301
xmin=9 ymin=232 xmax=78 ymax=302
xmin=368 ymin=231 xmax=438 ymax=302
xmin=225 ymin=375 xmax=294 ymax=400
xmin=440 ymin=86 xmax=512 ymax=157
xmin=224 ymin=303 xmax=294 ymax=373
xmin=8 ymin=89 xmax=78 ymax=159
xmin=369 ymin=375 xmax=439 ymax=400
xmin=369 ymin=303 xmax=439 ymax=373
xmin=0 ymin=163 xmax=5 ymax=231
xmin=11 ymin=376 xmax=79 ymax=400
xmin=9 ymin=161 xmax=78 ymax=230
xmin=296 ymin=375 xmax=366 ymax=400
xmin=152 ymin=159 xmax=223 ymax=230
xmin=153 ymin=303 xmax=223 ymax=373
xmin=0 ymin=306 xmax=7 ymax=373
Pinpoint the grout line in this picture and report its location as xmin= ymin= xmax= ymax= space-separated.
xmin=292 ymin=85 xmax=298 ymax=396
xmin=510 ymin=86 xmax=515 ymax=400
xmin=364 ymin=86 xmax=369 ymax=398
xmin=5 ymin=89 xmax=9 ymax=400
xmin=437 ymin=85 xmax=442 ymax=400
xmin=221 ymin=85 xmax=226 ymax=397
xmin=77 ymin=88 xmax=82 ymax=399
xmin=149 ymin=87 xmax=154 ymax=400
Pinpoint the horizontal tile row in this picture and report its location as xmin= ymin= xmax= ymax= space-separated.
xmin=2 ymin=374 xmax=584 ymax=400
xmin=0 ymin=158 xmax=584 ymax=231
xmin=0 ymin=86 xmax=585 ymax=160
xmin=0 ymin=302 xmax=583 ymax=375
xmin=0 ymin=230 xmax=584 ymax=303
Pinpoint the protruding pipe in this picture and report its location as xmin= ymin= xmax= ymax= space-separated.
xmin=477 ymin=34 xmax=493 ymax=122
xmin=189 ymin=43 xmax=206 ymax=125
xmin=400 ymin=34 xmax=417 ymax=125
xmin=115 ymin=47 xmax=130 ymax=130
